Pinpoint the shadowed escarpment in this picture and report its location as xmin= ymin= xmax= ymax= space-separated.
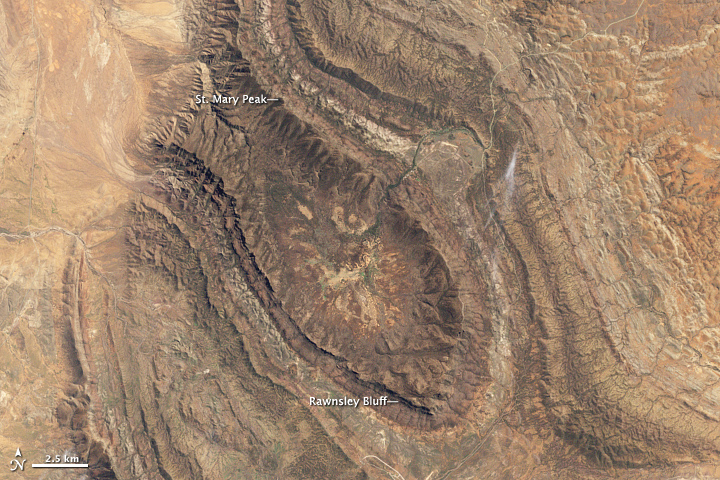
xmin=142 ymin=117 xmax=488 ymax=429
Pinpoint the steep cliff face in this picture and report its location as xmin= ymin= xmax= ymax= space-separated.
xmin=1 ymin=0 xmax=720 ymax=478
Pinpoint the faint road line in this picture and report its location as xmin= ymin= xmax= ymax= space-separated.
xmin=27 ymin=0 xmax=42 ymax=226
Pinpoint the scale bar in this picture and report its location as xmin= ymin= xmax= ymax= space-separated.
xmin=32 ymin=463 xmax=89 ymax=468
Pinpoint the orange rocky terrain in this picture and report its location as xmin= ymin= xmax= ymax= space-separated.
xmin=1 ymin=0 xmax=720 ymax=478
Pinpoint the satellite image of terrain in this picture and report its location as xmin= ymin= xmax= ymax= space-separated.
xmin=1 ymin=0 xmax=720 ymax=478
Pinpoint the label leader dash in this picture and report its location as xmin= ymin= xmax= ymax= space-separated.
xmin=194 ymin=94 xmax=279 ymax=105
xmin=309 ymin=396 xmax=398 ymax=407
